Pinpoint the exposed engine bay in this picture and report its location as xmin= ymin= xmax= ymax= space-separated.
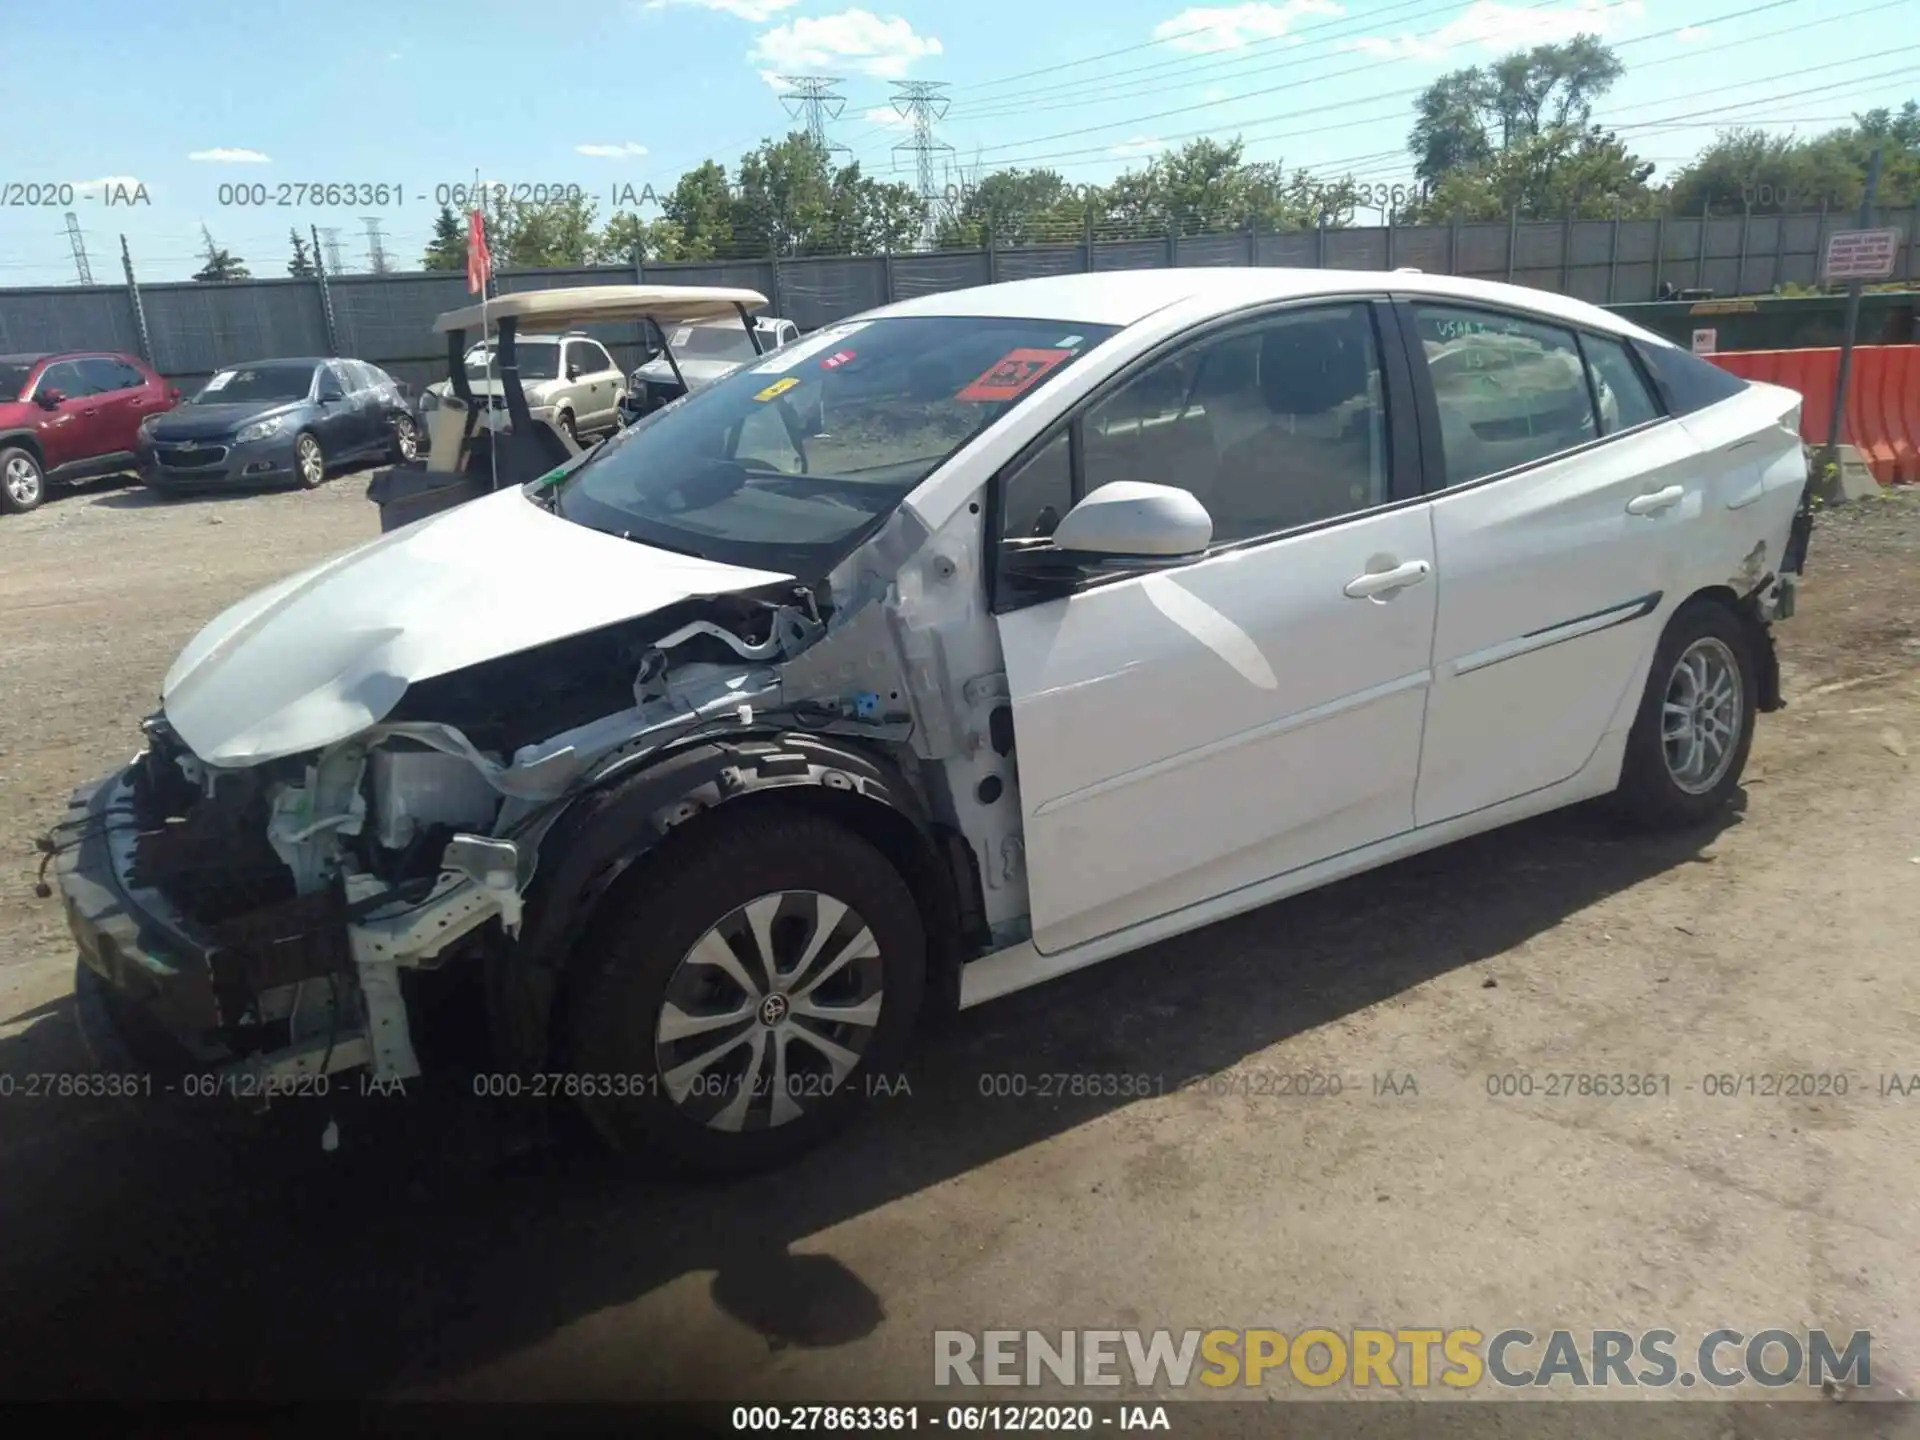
xmin=65 ymin=491 xmax=1031 ymax=1104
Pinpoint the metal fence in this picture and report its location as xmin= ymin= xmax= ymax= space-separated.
xmin=1 ymin=208 xmax=1914 ymax=391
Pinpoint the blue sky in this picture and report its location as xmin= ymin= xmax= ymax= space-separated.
xmin=1 ymin=0 xmax=1909 ymax=283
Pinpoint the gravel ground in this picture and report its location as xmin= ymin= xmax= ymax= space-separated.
xmin=1 ymin=470 xmax=1918 ymax=1429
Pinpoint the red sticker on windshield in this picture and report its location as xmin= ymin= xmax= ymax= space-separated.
xmin=820 ymin=349 xmax=856 ymax=369
xmin=956 ymin=348 xmax=1073 ymax=403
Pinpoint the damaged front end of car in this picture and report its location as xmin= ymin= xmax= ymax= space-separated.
xmin=48 ymin=487 xmax=1026 ymax=1127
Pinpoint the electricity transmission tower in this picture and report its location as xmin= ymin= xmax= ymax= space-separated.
xmin=362 ymin=216 xmax=392 ymax=274
xmin=778 ymin=75 xmax=850 ymax=162
xmin=318 ymin=227 xmax=347 ymax=275
xmin=63 ymin=212 xmax=94 ymax=285
xmin=890 ymin=81 xmax=952 ymax=242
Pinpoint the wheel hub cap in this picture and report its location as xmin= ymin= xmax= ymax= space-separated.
xmin=1661 ymin=636 xmax=1742 ymax=795
xmin=653 ymin=890 xmax=884 ymax=1133
xmin=5 ymin=458 xmax=37 ymax=502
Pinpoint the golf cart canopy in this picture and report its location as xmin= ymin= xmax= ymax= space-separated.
xmin=432 ymin=284 xmax=769 ymax=334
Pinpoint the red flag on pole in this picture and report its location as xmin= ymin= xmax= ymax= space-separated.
xmin=466 ymin=210 xmax=492 ymax=294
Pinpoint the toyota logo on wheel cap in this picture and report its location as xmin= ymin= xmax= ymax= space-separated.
xmin=758 ymin=993 xmax=791 ymax=1027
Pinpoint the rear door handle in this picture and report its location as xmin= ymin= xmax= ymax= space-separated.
xmin=1626 ymin=484 xmax=1685 ymax=516
xmin=1344 ymin=558 xmax=1432 ymax=600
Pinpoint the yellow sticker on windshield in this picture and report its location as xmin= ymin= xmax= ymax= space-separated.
xmin=754 ymin=376 xmax=799 ymax=402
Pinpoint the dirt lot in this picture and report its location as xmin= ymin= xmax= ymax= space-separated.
xmin=1 ymin=471 xmax=1918 ymax=1425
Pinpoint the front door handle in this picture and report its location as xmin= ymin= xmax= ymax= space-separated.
xmin=1626 ymin=484 xmax=1685 ymax=516
xmin=1344 ymin=558 xmax=1432 ymax=600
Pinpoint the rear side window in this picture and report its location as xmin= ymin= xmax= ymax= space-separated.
xmin=1411 ymin=304 xmax=1597 ymax=486
xmin=1631 ymin=339 xmax=1749 ymax=415
xmin=1580 ymin=334 xmax=1662 ymax=434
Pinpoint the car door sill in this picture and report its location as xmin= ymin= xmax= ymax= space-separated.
xmin=958 ymin=735 xmax=1626 ymax=1009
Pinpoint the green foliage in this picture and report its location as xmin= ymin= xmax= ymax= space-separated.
xmin=286 ymin=228 xmax=315 ymax=278
xmin=421 ymin=204 xmax=466 ymax=271
xmin=1665 ymin=104 xmax=1920 ymax=216
xmin=1410 ymin=36 xmax=1625 ymax=187
xmin=193 ymin=226 xmax=250 ymax=282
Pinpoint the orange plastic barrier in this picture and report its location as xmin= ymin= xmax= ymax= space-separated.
xmin=1707 ymin=345 xmax=1920 ymax=485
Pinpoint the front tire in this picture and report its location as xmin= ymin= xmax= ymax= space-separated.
xmin=293 ymin=431 xmax=325 ymax=489
xmin=1613 ymin=599 xmax=1757 ymax=830
xmin=0 ymin=446 xmax=45 ymax=514
xmin=556 ymin=409 xmax=578 ymax=446
xmin=565 ymin=809 xmax=927 ymax=1175
xmin=390 ymin=414 xmax=419 ymax=463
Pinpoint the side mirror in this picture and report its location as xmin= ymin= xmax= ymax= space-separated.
xmin=566 ymin=362 xmax=584 ymax=380
xmin=1050 ymin=481 xmax=1212 ymax=560
xmin=36 ymin=388 xmax=65 ymax=409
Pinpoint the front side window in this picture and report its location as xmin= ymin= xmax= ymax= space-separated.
xmin=38 ymin=361 xmax=96 ymax=399
xmin=552 ymin=314 xmax=1116 ymax=576
xmin=571 ymin=340 xmax=614 ymax=375
xmin=671 ymin=323 xmax=763 ymax=363
xmin=1079 ymin=302 xmax=1388 ymax=544
xmin=1412 ymin=304 xmax=1597 ymax=486
xmin=195 ymin=363 xmax=316 ymax=404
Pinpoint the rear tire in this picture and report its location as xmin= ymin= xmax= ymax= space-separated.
xmin=1 ymin=446 xmax=45 ymax=514
xmin=1613 ymin=598 xmax=1757 ymax=831
xmin=390 ymin=414 xmax=419 ymax=463
xmin=556 ymin=410 xmax=578 ymax=446
xmin=564 ymin=808 xmax=927 ymax=1175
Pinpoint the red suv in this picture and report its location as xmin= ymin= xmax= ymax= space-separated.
xmin=0 ymin=350 xmax=181 ymax=514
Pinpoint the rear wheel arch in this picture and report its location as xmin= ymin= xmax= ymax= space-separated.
xmin=1676 ymin=582 xmax=1781 ymax=713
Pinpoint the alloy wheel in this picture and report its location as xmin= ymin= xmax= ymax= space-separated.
xmin=1661 ymin=636 xmax=1744 ymax=794
xmin=3 ymin=455 xmax=41 ymax=507
xmin=296 ymin=435 xmax=323 ymax=486
xmin=653 ymin=890 xmax=885 ymax=1134
xmin=393 ymin=416 xmax=418 ymax=461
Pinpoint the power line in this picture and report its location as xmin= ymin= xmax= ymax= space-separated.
xmin=63 ymin=212 xmax=94 ymax=286
xmin=318 ymin=227 xmax=347 ymax=275
xmin=363 ymin=216 xmax=392 ymax=274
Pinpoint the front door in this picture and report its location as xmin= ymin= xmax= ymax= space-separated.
xmin=28 ymin=360 xmax=108 ymax=471
xmin=1404 ymin=301 xmax=1702 ymax=825
xmin=313 ymin=362 xmax=363 ymax=454
xmin=994 ymin=300 xmax=1438 ymax=956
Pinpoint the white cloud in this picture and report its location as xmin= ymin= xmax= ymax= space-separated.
xmin=863 ymin=105 xmax=915 ymax=130
xmin=188 ymin=147 xmax=271 ymax=164
xmin=1677 ymin=24 xmax=1710 ymax=40
xmin=749 ymin=9 xmax=942 ymax=80
xmin=1202 ymin=84 xmax=1230 ymax=102
xmin=1153 ymin=1 xmax=1343 ymax=55
xmin=576 ymin=141 xmax=651 ymax=157
xmin=1343 ymin=0 xmax=1644 ymax=59
xmin=71 ymin=175 xmax=144 ymax=194
xmin=1110 ymin=136 xmax=1169 ymax=158
xmin=647 ymin=0 xmax=799 ymax=18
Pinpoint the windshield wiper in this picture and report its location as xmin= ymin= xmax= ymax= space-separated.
xmin=615 ymin=531 xmax=710 ymax=559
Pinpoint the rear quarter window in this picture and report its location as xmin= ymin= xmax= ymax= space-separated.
xmin=1630 ymin=339 xmax=1750 ymax=415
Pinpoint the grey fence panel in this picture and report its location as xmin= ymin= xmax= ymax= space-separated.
xmin=140 ymin=280 xmax=331 ymax=379
xmin=1391 ymin=228 xmax=1450 ymax=273
xmin=1615 ymin=263 xmax=1657 ymax=303
xmin=0 ymin=286 xmax=142 ymax=357
xmin=330 ymin=273 xmax=467 ymax=368
xmin=1455 ymin=224 xmax=1511 ymax=277
xmin=640 ymin=259 xmax=779 ymax=297
xmin=1616 ymin=220 xmax=1660 ymax=266
xmin=1256 ymin=231 xmax=1321 ymax=266
xmin=1513 ymin=222 xmax=1564 ymax=275
xmin=1177 ymin=233 xmax=1252 ymax=268
xmin=1093 ymin=239 xmax=1167 ymax=271
xmin=778 ymin=257 xmax=889 ymax=329
xmin=1325 ymin=227 xmax=1388 ymax=269
xmin=996 ymin=245 xmax=1087 ymax=281
xmin=893 ymin=251 xmax=991 ymax=298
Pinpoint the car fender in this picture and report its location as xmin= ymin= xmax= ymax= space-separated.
xmin=0 ymin=427 xmax=45 ymax=463
xmin=488 ymin=731 xmax=967 ymax=1071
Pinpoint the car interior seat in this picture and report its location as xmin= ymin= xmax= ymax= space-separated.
xmin=1213 ymin=319 xmax=1381 ymax=537
xmin=1082 ymin=355 xmax=1222 ymax=517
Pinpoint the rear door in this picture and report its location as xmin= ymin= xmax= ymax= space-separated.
xmin=1403 ymin=298 xmax=1700 ymax=825
xmin=994 ymin=298 xmax=1438 ymax=955
xmin=76 ymin=356 xmax=153 ymax=458
xmin=312 ymin=362 xmax=362 ymax=454
xmin=569 ymin=339 xmax=619 ymax=430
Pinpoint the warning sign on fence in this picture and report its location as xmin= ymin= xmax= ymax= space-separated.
xmin=1822 ymin=228 xmax=1902 ymax=282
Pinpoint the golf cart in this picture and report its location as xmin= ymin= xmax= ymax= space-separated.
xmin=367 ymin=283 xmax=769 ymax=532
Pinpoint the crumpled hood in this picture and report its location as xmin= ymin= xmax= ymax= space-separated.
xmin=162 ymin=485 xmax=791 ymax=767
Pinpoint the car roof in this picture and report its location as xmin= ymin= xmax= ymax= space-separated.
xmin=2 ymin=350 xmax=136 ymax=364
xmin=861 ymin=268 xmax=1670 ymax=345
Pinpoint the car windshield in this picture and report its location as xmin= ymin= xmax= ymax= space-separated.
xmin=465 ymin=341 xmax=562 ymax=382
xmin=193 ymin=363 xmax=315 ymax=403
xmin=665 ymin=324 xmax=762 ymax=363
xmin=0 ymin=363 xmax=35 ymax=402
xmin=552 ymin=314 xmax=1117 ymax=575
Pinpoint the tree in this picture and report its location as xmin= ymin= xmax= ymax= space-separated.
xmin=934 ymin=166 xmax=1087 ymax=248
xmin=1664 ymin=104 xmax=1919 ymax=217
xmin=1410 ymin=123 xmax=1658 ymax=222
xmin=286 ymin=228 xmax=315 ymax=278
xmin=193 ymin=225 xmax=250 ymax=282
xmin=662 ymin=160 xmax=736 ymax=260
xmin=496 ymin=193 xmax=601 ymax=268
xmin=422 ymin=203 xmax=466 ymax=270
xmin=732 ymin=133 xmax=838 ymax=257
xmin=1409 ymin=36 xmax=1625 ymax=188
xmin=1091 ymin=139 xmax=1349 ymax=235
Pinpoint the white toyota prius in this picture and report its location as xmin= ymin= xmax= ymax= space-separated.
xmin=53 ymin=268 xmax=1813 ymax=1172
